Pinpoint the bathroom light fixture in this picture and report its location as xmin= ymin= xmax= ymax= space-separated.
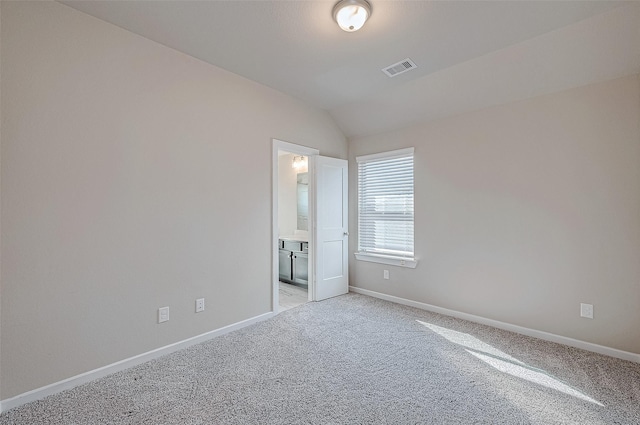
xmin=292 ymin=156 xmax=307 ymax=170
xmin=333 ymin=0 xmax=372 ymax=32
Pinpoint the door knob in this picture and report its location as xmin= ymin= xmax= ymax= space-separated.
xmin=343 ymin=231 xmax=349 ymax=236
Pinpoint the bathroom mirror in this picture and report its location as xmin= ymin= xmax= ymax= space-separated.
xmin=297 ymin=172 xmax=308 ymax=230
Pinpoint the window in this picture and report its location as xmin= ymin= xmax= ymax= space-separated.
xmin=355 ymin=148 xmax=417 ymax=268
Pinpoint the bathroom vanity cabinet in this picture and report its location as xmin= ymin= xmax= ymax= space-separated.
xmin=278 ymin=239 xmax=308 ymax=286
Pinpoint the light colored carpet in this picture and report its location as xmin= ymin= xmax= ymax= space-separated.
xmin=2 ymin=293 xmax=639 ymax=424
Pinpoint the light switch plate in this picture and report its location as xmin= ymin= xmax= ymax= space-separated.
xmin=158 ymin=306 xmax=170 ymax=323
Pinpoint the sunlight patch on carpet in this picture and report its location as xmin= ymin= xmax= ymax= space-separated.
xmin=417 ymin=320 xmax=603 ymax=406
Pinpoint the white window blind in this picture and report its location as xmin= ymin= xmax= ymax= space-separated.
xmin=357 ymin=148 xmax=414 ymax=259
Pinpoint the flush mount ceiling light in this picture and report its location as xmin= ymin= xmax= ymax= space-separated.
xmin=333 ymin=0 xmax=372 ymax=32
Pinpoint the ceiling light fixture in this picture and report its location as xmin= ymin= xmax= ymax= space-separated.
xmin=333 ymin=0 xmax=372 ymax=32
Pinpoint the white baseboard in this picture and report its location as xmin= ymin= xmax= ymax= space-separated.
xmin=349 ymin=286 xmax=640 ymax=364
xmin=0 ymin=311 xmax=274 ymax=414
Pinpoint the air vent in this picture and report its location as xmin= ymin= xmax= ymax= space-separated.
xmin=382 ymin=58 xmax=417 ymax=78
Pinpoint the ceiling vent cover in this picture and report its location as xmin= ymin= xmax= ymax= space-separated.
xmin=382 ymin=58 xmax=417 ymax=78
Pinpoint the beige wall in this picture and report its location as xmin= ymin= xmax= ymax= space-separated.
xmin=0 ymin=1 xmax=346 ymax=398
xmin=349 ymin=75 xmax=640 ymax=355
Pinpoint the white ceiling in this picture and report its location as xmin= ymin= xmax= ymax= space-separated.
xmin=60 ymin=1 xmax=640 ymax=139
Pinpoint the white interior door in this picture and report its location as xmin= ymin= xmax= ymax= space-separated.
xmin=313 ymin=156 xmax=348 ymax=301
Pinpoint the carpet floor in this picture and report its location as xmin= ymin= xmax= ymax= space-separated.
xmin=1 ymin=293 xmax=639 ymax=424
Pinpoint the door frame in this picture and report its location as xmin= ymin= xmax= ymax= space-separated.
xmin=272 ymin=139 xmax=319 ymax=313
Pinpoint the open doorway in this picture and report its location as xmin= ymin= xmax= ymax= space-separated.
xmin=272 ymin=140 xmax=319 ymax=313
xmin=277 ymin=152 xmax=309 ymax=311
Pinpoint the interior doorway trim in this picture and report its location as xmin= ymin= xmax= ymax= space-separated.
xmin=272 ymin=139 xmax=319 ymax=313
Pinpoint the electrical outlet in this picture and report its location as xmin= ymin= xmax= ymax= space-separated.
xmin=580 ymin=303 xmax=593 ymax=319
xmin=383 ymin=270 xmax=389 ymax=280
xmin=158 ymin=306 xmax=170 ymax=323
xmin=196 ymin=298 xmax=205 ymax=313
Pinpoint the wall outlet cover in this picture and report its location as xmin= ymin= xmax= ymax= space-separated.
xmin=196 ymin=298 xmax=205 ymax=313
xmin=580 ymin=303 xmax=594 ymax=319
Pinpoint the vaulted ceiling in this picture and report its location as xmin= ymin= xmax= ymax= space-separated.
xmin=60 ymin=1 xmax=640 ymax=138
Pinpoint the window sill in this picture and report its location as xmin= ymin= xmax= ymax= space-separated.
xmin=354 ymin=252 xmax=418 ymax=268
